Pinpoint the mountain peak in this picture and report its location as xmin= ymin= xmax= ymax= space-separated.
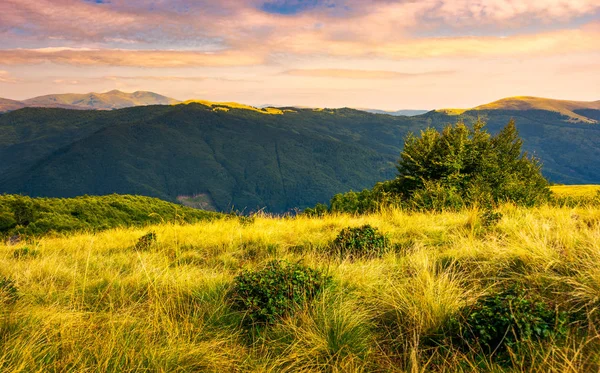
xmin=19 ymin=90 xmax=180 ymax=110
xmin=437 ymin=96 xmax=600 ymax=123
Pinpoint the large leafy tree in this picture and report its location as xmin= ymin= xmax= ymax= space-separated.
xmin=392 ymin=119 xmax=550 ymax=208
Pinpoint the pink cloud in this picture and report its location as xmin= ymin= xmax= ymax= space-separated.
xmin=0 ymin=71 xmax=18 ymax=83
xmin=284 ymin=69 xmax=455 ymax=79
xmin=0 ymin=48 xmax=264 ymax=67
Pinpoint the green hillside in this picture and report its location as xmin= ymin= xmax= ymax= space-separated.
xmin=0 ymin=194 xmax=220 ymax=237
xmin=0 ymin=101 xmax=599 ymax=212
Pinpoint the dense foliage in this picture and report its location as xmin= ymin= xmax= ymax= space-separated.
xmin=314 ymin=120 xmax=552 ymax=213
xmin=1 ymin=105 xmax=599 ymax=212
xmin=228 ymin=260 xmax=330 ymax=325
xmin=443 ymin=284 xmax=567 ymax=359
xmin=394 ymin=119 xmax=551 ymax=209
xmin=134 ymin=231 xmax=157 ymax=251
xmin=331 ymin=225 xmax=389 ymax=259
xmin=0 ymin=194 xmax=220 ymax=237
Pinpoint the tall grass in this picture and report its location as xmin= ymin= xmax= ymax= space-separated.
xmin=1 ymin=204 xmax=599 ymax=371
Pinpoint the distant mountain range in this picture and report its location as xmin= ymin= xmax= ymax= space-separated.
xmin=0 ymin=90 xmax=180 ymax=111
xmin=2 ymin=90 xmax=599 ymax=124
xmin=0 ymin=97 xmax=27 ymax=112
xmin=0 ymin=94 xmax=598 ymax=212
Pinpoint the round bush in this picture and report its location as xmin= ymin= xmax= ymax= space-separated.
xmin=228 ymin=260 xmax=330 ymax=326
xmin=332 ymin=225 xmax=389 ymax=259
xmin=134 ymin=231 xmax=157 ymax=251
xmin=445 ymin=284 xmax=567 ymax=357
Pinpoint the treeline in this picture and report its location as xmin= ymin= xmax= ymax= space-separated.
xmin=0 ymin=194 xmax=221 ymax=237
xmin=306 ymin=119 xmax=597 ymax=215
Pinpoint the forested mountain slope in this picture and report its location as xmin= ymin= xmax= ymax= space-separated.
xmin=1 ymin=101 xmax=598 ymax=212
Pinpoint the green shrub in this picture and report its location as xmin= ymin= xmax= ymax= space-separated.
xmin=480 ymin=209 xmax=503 ymax=228
xmin=303 ymin=203 xmax=329 ymax=217
xmin=408 ymin=180 xmax=465 ymax=211
xmin=443 ymin=284 xmax=567 ymax=358
xmin=134 ymin=231 xmax=157 ymax=251
xmin=331 ymin=225 xmax=389 ymax=259
xmin=394 ymin=120 xmax=551 ymax=208
xmin=13 ymin=246 xmax=40 ymax=260
xmin=228 ymin=260 xmax=330 ymax=325
xmin=238 ymin=215 xmax=255 ymax=226
xmin=0 ymin=277 xmax=19 ymax=306
xmin=0 ymin=211 xmax=16 ymax=232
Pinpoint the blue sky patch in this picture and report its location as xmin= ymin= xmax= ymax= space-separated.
xmin=260 ymin=0 xmax=336 ymax=15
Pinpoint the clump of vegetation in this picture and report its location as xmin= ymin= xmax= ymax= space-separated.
xmin=394 ymin=119 xmax=550 ymax=209
xmin=12 ymin=246 xmax=40 ymax=259
xmin=228 ymin=260 xmax=330 ymax=325
xmin=312 ymin=120 xmax=552 ymax=214
xmin=0 ymin=194 xmax=220 ymax=237
xmin=443 ymin=284 xmax=567 ymax=359
xmin=0 ymin=277 xmax=19 ymax=306
xmin=134 ymin=232 xmax=157 ymax=251
xmin=480 ymin=208 xmax=503 ymax=228
xmin=331 ymin=225 xmax=389 ymax=259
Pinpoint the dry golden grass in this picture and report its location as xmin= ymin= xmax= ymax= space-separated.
xmin=551 ymin=185 xmax=600 ymax=198
xmin=1 ymin=204 xmax=600 ymax=371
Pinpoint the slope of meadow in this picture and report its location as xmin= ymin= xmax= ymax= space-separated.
xmin=1 ymin=202 xmax=600 ymax=372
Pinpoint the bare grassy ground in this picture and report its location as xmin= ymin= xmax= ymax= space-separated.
xmin=1 ymin=203 xmax=600 ymax=372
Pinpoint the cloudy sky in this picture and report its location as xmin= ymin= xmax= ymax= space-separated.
xmin=1 ymin=0 xmax=599 ymax=109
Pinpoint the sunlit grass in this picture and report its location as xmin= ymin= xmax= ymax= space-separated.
xmin=551 ymin=185 xmax=600 ymax=198
xmin=1 ymin=204 xmax=600 ymax=371
xmin=179 ymin=100 xmax=285 ymax=115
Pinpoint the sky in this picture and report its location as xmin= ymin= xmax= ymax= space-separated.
xmin=0 ymin=0 xmax=599 ymax=110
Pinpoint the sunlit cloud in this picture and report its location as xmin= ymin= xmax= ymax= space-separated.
xmin=0 ymin=48 xmax=264 ymax=67
xmin=0 ymin=0 xmax=598 ymax=107
xmin=0 ymin=71 xmax=18 ymax=83
xmin=284 ymin=69 xmax=455 ymax=79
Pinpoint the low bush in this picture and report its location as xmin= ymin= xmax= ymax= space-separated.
xmin=480 ymin=208 xmax=503 ymax=228
xmin=228 ymin=260 xmax=330 ymax=326
xmin=331 ymin=225 xmax=389 ymax=259
xmin=441 ymin=284 xmax=567 ymax=359
xmin=13 ymin=246 xmax=40 ymax=259
xmin=134 ymin=232 xmax=157 ymax=251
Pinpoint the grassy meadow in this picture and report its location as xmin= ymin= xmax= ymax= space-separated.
xmin=1 ymin=199 xmax=600 ymax=372
xmin=550 ymin=185 xmax=600 ymax=198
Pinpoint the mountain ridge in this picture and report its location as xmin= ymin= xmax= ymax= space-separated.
xmin=0 ymin=90 xmax=180 ymax=112
xmin=438 ymin=96 xmax=600 ymax=123
xmin=1 ymin=101 xmax=599 ymax=212
xmin=3 ymin=92 xmax=599 ymax=122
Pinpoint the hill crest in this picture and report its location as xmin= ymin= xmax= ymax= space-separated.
xmin=437 ymin=96 xmax=600 ymax=123
xmin=21 ymin=90 xmax=180 ymax=110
